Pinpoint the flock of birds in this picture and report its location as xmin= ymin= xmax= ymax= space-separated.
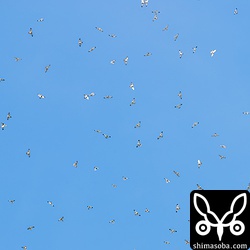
xmin=1 ymin=1 xmax=249 ymax=250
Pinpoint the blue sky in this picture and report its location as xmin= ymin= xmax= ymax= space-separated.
xmin=0 ymin=0 xmax=250 ymax=249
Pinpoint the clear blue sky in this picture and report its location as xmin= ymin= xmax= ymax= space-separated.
xmin=0 ymin=0 xmax=250 ymax=249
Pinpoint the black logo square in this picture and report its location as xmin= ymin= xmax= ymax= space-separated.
xmin=190 ymin=190 xmax=250 ymax=249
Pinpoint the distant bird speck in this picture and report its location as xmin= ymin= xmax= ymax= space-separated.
xmin=129 ymin=82 xmax=135 ymax=90
xmin=173 ymin=170 xmax=180 ymax=177
xmin=179 ymin=50 xmax=183 ymax=58
xmin=174 ymin=33 xmax=179 ymax=41
xmin=164 ymin=178 xmax=170 ymax=183
xmin=26 ymin=149 xmax=31 ymax=158
xmin=78 ymin=38 xmax=83 ymax=47
xmin=157 ymin=131 xmax=164 ymax=140
xmin=124 ymin=56 xmax=129 ymax=65
xmin=141 ymin=0 xmax=148 ymax=7
xmin=37 ymin=18 xmax=44 ymax=22
xmin=198 ymin=160 xmax=202 ymax=168
xmin=192 ymin=122 xmax=199 ymax=128
xmin=130 ymin=98 xmax=136 ymax=106
xmin=192 ymin=46 xmax=198 ymax=53
xmin=210 ymin=49 xmax=216 ymax=57
xmin=175 ymin=204 xmax=180 ymax=213
xmin=88 ymin=46 xmax=96 ymax=52
xmin=38 ymin=94 xmax=45 ymax=99
xmin=6 ymin=112 xmax=12 ymax=120
xmin=134 ymin=121 xmax=141 ymax=128
xmin=28 ymin=28 xmax=33 ymax=37
xmin=175 ymin=103 xmax=182 ymax=109
xmin=95 ymin=27 xmax=103 ymax=32
xmin=162 ymin=25 xmax=169 ymax=31
xmin=136 ymin=139 xmax=142 ymax=148
xmin=45 ymin=64 xmax=51 ymax=73
xmin=1 ymin=122 xmax=7 ymax=130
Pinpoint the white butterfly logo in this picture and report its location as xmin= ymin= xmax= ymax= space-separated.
xmin=193 ymin=193 xmax=247 ymax=241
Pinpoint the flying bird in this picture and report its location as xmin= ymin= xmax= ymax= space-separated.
xmin=164 ymin=178 xmax=170 ymax=183
xmin=141 ymin=0 xmax=148 ymax=7
xmin=7 ymin=112 xmax=12 ymax=120
xmin=163 ymin=241 xmax=170 ymax=244
xmin=28 ymin=28 xmax=33 ymax=37
xmin=109 ymin=219 xmax=115 ymax=224
xmin=130 ymin=98 xmax=136 ymax=106
xmin=58 ymin=216 xmax=64 ymax=222
xmin=145 ymin=208 xmax=150 ymax=213
xmin=136 ymin=139 xmax=142 ymax=148
xmin=26 ymin=149 xmax=31 ymax=158
xmin=14 ymin=57 xmax=22 ymax=62
xmin=242 ymin=111 xmax=249 ymax=115
xmin=21 ymin=246 xmax=27 ymax=250
xmin=78 ymin=38 xmax=83 ymax=47
xmin=122 ymin=176 xmax=129 ymax=181
xmin=103 ymin=95 xmax=113 ymax=99
xmin=197 ymin=184 xmax=203 ymax=190
xmin=185 ymin=239 xmax=190 ymax=244
xmin=27 ymin=226 xmax=35 ymax=231
xmin=93 ymin=166 xmax=99 ymax=171
xmin=0 ymin=78 xmax=5 ymax=82
xmin=73 ymin=161 xmax=78 ymax=168
xmin=88 ymin=46 xmax=96 ymax=52
xmin=174 ymin=33 xmax=179 ymax=41
xmin=211 ymin=133 xmax=219 ymax=137
xmin=37 ymin=18 xmax=44 ymax=22
xmin=38 ymin=94 xmax=45 ymax=99
xmin=129 ymin=82 xmax=135 ymax=90
xmin=8 ymin=199 xmax=15 ymax=204
xmin=219 ymin=154 xmax=226 ymax=159
xmin=175 ymin=204 xmax=180 ymax=213
xmin=124 ymin=56 xmax=129 ymax=65
xmin=175 ymin=103 xmax=182 ymax=109
xmin=192 ymin=122 xmax=199 ymax=128
xmin=45 ymin=64 xmax=51 ymax=73
xmin=192 ymin=46 xmax=198 ymax=53
xmin=112 ymin=184 xmax=117 ymax=188
xmin=144 ymin=52 xmax=152 ymax=57
xmin=84 ymin=94 xmax=90 ymax=100
xmin=234 ymin=8 xmax=238 ymax=15
xmin=162 ymin=25 xmax=169 ymax=31
xmin=1 ymin=122 xmax=7 ymax=130
xmin=157 ymin=131 xmax=164 ymax=140
xmin=47 ymin=201 xmax=54 ymax=207
xmin=179 ymin=50 xmax=183 ymax=58
xmin=110 ymin=60 xmax=116 ymax=64
xmin=134 ymin=121 xmax=141 ymax=128
xmin=102 ymin=133 xmax=111 ymax=139
xmin=133 ymin=209 xmax=141 ymax=216
xmin=173 ymin=170 xmax=180 ymax=177
xmin=95 ymin=27 xmax=103 ymax=32
xmin=210 ymin=49 xmax=216 ymax=57
xmin=87 ymin=205 xmax=93 ymax=210
xmin=94 ymin=129 xmax=102 ymax=133
xmin=152 ymin=10 xmax=160 ymax=22
xmin=108 ymin=34 xmax=117 ymax=38
xmin=178 ymin=91 xmax=182 ymax=99
xmin=197 ymin=160 xmax=202 ymax=168
xmin=169 ymin=229 xmax=177 ymax=233
xmin=220 ymin=144 xmax=227 ymax=149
